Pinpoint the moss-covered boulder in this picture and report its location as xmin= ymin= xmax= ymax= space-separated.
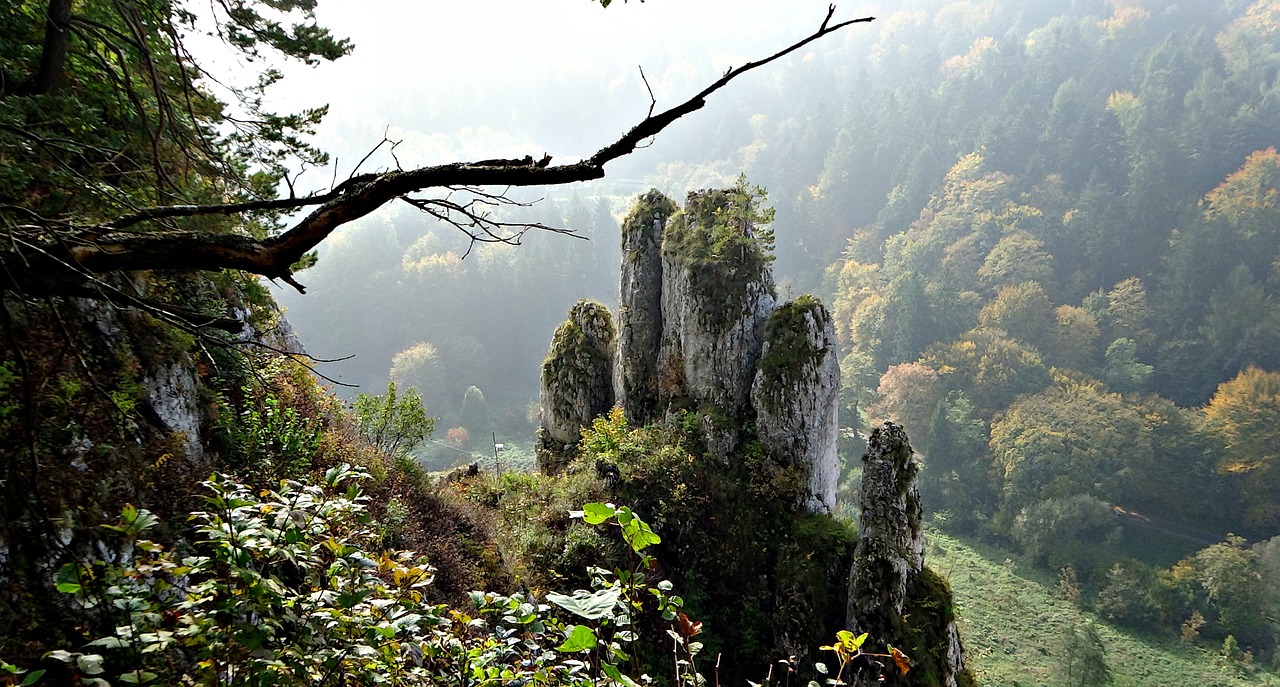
xmin=537 ymin=299 xmax=617 ymax=474
xmin=614 ymin=190 xmax=676 ymax=426
xmin=751 ymin=295 xmax=840 ymax=513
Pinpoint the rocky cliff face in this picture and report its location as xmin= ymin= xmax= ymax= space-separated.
xmin=656 ymin=189 xmax=775 ymax=444
xmin=751 ymin=296 xmax=840 ymax=513
xmin=655 ymin=188 xmax=778 ymax=461
xmin=848 ymin=422 xmax=969 ymax=687
xmin=537 ymin=299 xmax=617 ymax=474
xmin=614 ymin=191 xmax=675 ymax=427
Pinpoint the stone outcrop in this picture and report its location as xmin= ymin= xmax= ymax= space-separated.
xmin=537 ymin=188 xmax=839 ymax=513
xmin=656 ymin=189 xmax=775 ymax=439
xmin=536 ymin=299 xmax=617 ymax=474
xmin=751 ymin=296 xmax=840 ymax=513
xmin=536 ymin=188 xmax=840 ymax=516
xmin=533 ymin=190 xmax=967 ymax=683
xmin=614 ymin=191 xmax=676 ymax=426
xmin=848 ymin=423 xmax=969 ymax=687
xmin=143 ymin=362 xmax=202 ymax=460
xmin=849 ymin=423 xmax=923 ymax=630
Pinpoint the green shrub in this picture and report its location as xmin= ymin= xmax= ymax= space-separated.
xmin=41 ymin=466 xmax=608 ymax=686
xmin=218 ymin=386 xmax=321 ymax=481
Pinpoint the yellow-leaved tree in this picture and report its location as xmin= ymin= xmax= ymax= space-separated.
xmin=1204 ymin=366 xmax=1280 ymax=530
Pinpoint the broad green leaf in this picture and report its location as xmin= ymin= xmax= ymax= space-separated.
xmin=620 ymin=517 xmax=660 ymax=552
xmin=602 ymin=661 xmax=643 ymax=687
xmin=76 ymin=654 xmax=105 ymax=675
xmin=580 ymin=503 xmax=615 ymax=525
xmin=557 ymin=625 xmax=597 ymax=653
xmin=546 ymin=586 xmax=622 ymax=620
xmin=21 ymin=670 xmax=46 ymax=686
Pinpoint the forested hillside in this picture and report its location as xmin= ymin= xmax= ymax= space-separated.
xmin=809 ymin=0 xmax=1280 ymax=660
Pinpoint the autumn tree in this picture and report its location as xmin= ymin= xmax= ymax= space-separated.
xmin=828 ymin=259 xmax=883 ymax=346
xmin=978 ymin=229 xmax=1055 ymax=292
xmin=866 ymin=362 xmax=944 ymax=442
xmin=989 ymin=378 xmax=1153 ymax=529
xmin=977 ymin=281 xmax=1056 ymax=355
xmin=1204 ymin=366 xmax=1280 ymax=531
xmin=1047 ymin=304 xmax=1101 ymax=372
xmin=1164 ymin=536 xmax=1272 ymax=649
xmin=922 ymin=327 xmax=1051 ymax=414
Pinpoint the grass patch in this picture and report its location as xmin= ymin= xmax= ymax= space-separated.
xmin=927 ymin=530 xmax=1280 ymax=687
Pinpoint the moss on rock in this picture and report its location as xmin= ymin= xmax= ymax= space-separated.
xmin=662 ymin=181 xmax=777 ymax=323
xmin=537 ymin=300 xmax=617 ymax=474
xmin=755 ymin=295 xmax=830 ymax=411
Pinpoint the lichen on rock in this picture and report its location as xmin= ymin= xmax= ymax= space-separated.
xmin=752 ymin=295 xmax=840 ymax=513
xmin=657 ymin=186 xmax=776 ymax=452
xmin=615 ymin=189 xmax=677 ymax=426
xmin=537 ymin=299 xmax=617 ymax=474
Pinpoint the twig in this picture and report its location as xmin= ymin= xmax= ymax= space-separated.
xmin=639 ymin=65 xmax=656 ymax=118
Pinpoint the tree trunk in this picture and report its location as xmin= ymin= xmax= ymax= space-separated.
xmin=32 ymin=0 xmax=73 ymax=94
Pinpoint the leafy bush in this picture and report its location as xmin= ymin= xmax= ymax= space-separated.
xmin=350 ymin=381 xmax=435 ymax=458
xmin=39 ymin=466 xmax=613 ymax=686
xmin=218 ymin=386 xmax=321 ymax=482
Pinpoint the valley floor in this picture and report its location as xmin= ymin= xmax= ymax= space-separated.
xmin=928 ymin=531 xmax=1280 ymax=687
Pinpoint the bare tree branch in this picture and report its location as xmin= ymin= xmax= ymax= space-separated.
xmin=2 ymin=8 xmax=874 ymax=299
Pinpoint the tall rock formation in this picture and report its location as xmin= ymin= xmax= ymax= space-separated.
xmin=751 ymin=296 xmax=841 ymax=513
xmin=849 ymin=423 xmax=924 ymax=629
xmin=536 ymin=299 xmax=617 ymax=474
xmin=534 ymin=190 xmax=967 ymax=683
xmin=656 ymin=188 xmax=776 ymax=458
xmin=614 ymin=191 xmax=676 ymax=426
xmin=540 ymin=186 xmax=839 ymax=515
xmin=848 ymin=423 xmax=969 ymax=687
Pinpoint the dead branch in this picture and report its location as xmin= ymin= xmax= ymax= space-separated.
xmin=2 ymin=7 xmax=874 ymax=299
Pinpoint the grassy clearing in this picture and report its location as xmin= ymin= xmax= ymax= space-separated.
xmin=927 ymin=530 xmax=1279 ymax=687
